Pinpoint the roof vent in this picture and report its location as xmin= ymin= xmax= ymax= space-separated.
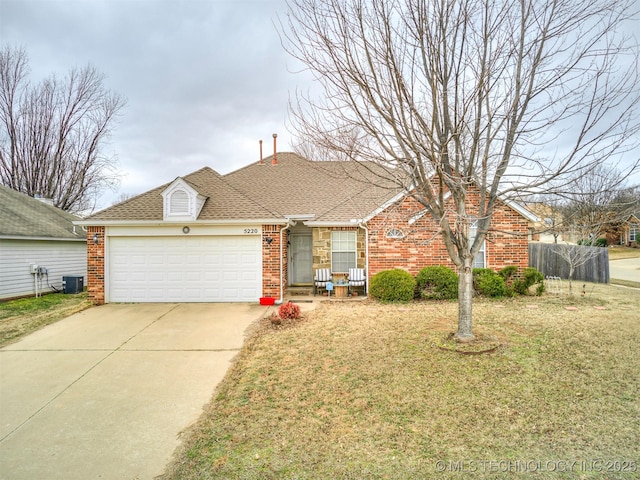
xmin=272 ymin=133 xmax=278 ymax=166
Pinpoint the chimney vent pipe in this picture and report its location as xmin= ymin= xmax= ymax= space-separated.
xmin=259 ymin=140 xmax=263 ymax=165
xmin=272 ymin=133 xmax=278 ymax=166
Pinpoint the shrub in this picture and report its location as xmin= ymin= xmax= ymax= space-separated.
xmin=513 ymin=267 xmax=545 ymax=296
xmin=578 ymin=237 xmax=607 ymax=247
xmin=498 ymin=266 xmax=518 ymax=281
xmin=594 ymin=237 xmax=607 ymax=247
xmin=369 ymin=269 xmax=416 ymax=303
xmin=499 ymin=266 xmax=519 ymax=297
xmin=278 ymin=301 xmax=301 ymax=320
xmin=473 ymin=268 xmax=506 ymax=297
xmin=416 ymin=266 xmax=458 ymax=300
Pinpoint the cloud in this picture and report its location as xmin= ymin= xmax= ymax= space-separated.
xmin=1 ymin=0 xmax=304 ymax=209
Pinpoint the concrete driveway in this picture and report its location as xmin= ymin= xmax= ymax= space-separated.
xmin=610 ymin=257 xmax=640 ymax=283
xmin=0 ymin=303 xmax=265 ymax=480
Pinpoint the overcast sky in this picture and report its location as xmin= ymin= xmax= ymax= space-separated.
xmin=1 ymin=0 xmax=307 ymax=209
xmin=2 ymin=0 xmax=639 ymax=212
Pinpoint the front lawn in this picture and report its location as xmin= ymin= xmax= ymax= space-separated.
xmin=0 ymin=293 xmax=91 ymax=347
xmin=162 ymin=284 xmax=640 ymax=479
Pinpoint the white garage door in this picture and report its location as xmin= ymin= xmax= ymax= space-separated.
xmin=108 ymin=236 xmax=261 ymax=302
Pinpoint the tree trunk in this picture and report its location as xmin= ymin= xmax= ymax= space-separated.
xmin=456 ymin=265 xmax=475 ymax=342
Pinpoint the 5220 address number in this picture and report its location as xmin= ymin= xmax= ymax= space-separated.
xmin=243 ymin=228 xmax=259 ymax=234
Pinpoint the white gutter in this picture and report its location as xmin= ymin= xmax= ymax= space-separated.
xmin=277 ymin=220 xmax=296 ymax=305
xmin=0 ymin=235 xmax=86 ymax=242
xmin=73 ymin=218 xmax=288 ymax=227
xmin=358 ymin=222 xmax=369 ymax=295
xmin=304 ymin=221 xmax=360 ymax=227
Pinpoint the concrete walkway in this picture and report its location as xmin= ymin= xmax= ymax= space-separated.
xmin=610 ymin=257 xmax=640 ymax=283
xmin=0 ymin=303 xmax=265 ymax=480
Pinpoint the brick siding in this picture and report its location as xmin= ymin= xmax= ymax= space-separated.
xmin=262 ymin=225 xmax=286 ymax=299
xmin=86 ymin=226 xmax=105 ymax=305
xmin=368 ymin=192 xmax=530 ymax=277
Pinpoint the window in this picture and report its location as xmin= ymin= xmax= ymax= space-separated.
xmin=630 ymin=223 xmax=638 ymax=242
xmin=169 ymin=189 xmax=190 ymax=215
xmin=386 ymin=228 xmax=405 ymax=239
xmin=470 ymin=221 xmax=486 ymax=269
xmin=331 ymin=230 xmax=357 ymax=272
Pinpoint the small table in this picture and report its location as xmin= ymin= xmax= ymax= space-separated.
xmin=334 ymin=283 xmax=349 ymax=298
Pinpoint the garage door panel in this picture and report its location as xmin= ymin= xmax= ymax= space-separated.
xmin=108 ymin=235 xmax=261 ymax=303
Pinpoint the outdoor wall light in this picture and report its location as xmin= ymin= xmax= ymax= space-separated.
xmin=264 ymin=236 xmax=274 ymax=245
xmin=93 ymin=233 xmax=99 ymax=245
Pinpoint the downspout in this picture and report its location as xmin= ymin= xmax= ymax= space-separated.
xmin=358 ymin=222 xmax=369 ymax=294
xmin=277 ymin=220 xmax=295 ymax=304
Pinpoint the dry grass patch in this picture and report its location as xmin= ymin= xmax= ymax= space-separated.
xmin=608 ymin=246 xmax=640 ymax=260
xmin=163 ymin=286 xmax=639 ymax=479
xmin=0 ymin=293 xmax=91 ymax=347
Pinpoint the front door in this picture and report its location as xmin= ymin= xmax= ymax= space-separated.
xmin=289 ymin=234 xmax=313 ymax=284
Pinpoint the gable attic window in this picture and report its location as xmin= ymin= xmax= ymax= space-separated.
xmin=169 ymin=189 xmax=190 ymax=215
xmin=161 ymin=178 xmax=206 ymax=221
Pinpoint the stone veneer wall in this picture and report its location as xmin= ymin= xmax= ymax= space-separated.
xmin=86 ymin=226 xmax=105 ymax=305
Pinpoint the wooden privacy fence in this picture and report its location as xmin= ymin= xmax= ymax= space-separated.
xmin=529 ymin=242 xmax=610 ymax=284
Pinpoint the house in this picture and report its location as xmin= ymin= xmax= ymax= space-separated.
xmin=76 ymin=152 xmax=537 ymax=304
xmin=606 ymin=213 xmax=640 ymax=246
xmin=525 ymin=202 xmax=565 ymax=243
xmin=0 ymin=185 xmax=87 ymax=300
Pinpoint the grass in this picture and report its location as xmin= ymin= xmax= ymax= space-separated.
xmin=608 ymin=246 xmax=640 ymax=260
xmin=0 ymin=292 xmax=91 ymax=347
xmin=162 ymin=284 xmax=639 ymax=479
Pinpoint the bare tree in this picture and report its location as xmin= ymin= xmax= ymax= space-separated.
xmin=0 ymin=46 xmax=125 ymax=213
xmin=281 ymin=0 xmax=640 ymax=341
xmin=546 ymin=165 xmax=636 ymax=293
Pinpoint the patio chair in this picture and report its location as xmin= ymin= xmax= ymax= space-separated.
xmin=313 ymin=268 xmax=332 ymax=296
xmin=348 ymin=268 xmax=366 ymax=296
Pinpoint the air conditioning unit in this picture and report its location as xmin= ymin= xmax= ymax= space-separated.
xmin=62 ymin=276 xmax=84 ymax=294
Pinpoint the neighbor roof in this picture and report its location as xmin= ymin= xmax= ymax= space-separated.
xmin=0 ymin=185 xmax=85 ymax=240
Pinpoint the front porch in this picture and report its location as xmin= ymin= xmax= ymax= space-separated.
xmin=284 ymin=223 xmax=367 ymax=300
xmin=285 ymin=285 xmax=368 ymax=302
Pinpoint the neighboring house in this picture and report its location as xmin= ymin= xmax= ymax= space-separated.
xmin=0 ymin=185 xmax=87 ymax=300
xmin=525 ymin=202 xmax=565 ymax=243
xmin=77 ymin=153 xmax=537 ymax=305
xmin=607 ymin=214 xmax=640 ymax=246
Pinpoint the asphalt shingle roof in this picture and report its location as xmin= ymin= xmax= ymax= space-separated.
xmin=0 ymin=185 xmax=85 ymax=240
xmin=85 ymin=156 xmax=402 ymax=223
xmin=223 ymin=153 xmax=401 ymax=222
xmin=86 ymin=166 xmax=277 ymax=221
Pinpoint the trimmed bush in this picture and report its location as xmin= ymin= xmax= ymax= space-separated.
xmin=499 ymin=266 xmax=519 ymax=297
xmin=578 ymin=237 xmax=607 ymax=247
xmin=513 ymin=267 xmax=545 ymax=296
xmin=278 ymin=301 xmax=301 ymax=320
xmin=369 ymin=269 xmax=416 ymax=303
xmin=416 ymin=266 xmax=458 ymax=300
xmin=498 ymin=266 xmax=518 ymax=282
xmin=473 ymin=268 xmax=506 ymax=297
